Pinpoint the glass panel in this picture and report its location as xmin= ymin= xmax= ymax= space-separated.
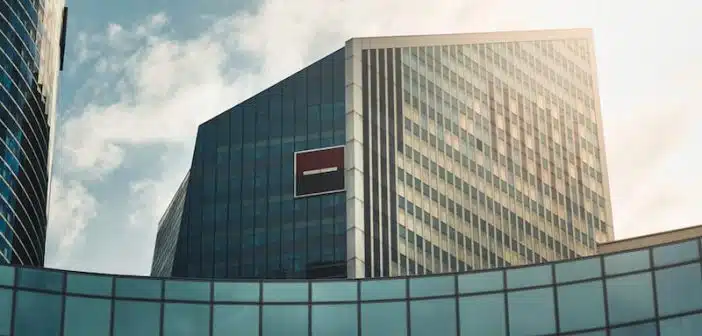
xmin=0 ymin=289 xmax=12 ymax=335
xmin=660 ymin=313 xmax=702 ymax=336
xmin=655 ymin=263 xmax=702 ymax=316
xmin=459 ymin=293 xmax=506 ymax=335
xmin=507 ymin=288 xmax=556 ymax=335
xmin=0 ymin=265 xmax=13 ymax=286
xmin=409 ymin=275 xmax=455 ymax=298
xmin=361 ymin=301 xmax=407 ymax=336
xmin=263 ymin=282 xmax=308 ymax=302
xmin=573 ymin=331 xmax=606 ymax=336
xmin=557 ymin=280 xmax=606 ymax=332
xmin=410 ymin=298 xmax=456 ymax=335
xmin=506 ymin=264 xmax=553 ymax=288
xmin=64 ymin=297 xmax=111 ymax=336
xmin=14 ymin=291 xmax=62 ymax=336
xmin=163 ymin=303 xmax=210 ymax=336
xmin=610 ymin=322 xmax=657 ymax=336
xmin=555 ymin=257 xmax=601 ymax=283
xmin=213 ymin=305 xmax=259 ymax=336
xmin=214 ymin=282 xmax=259 ymax=302
xmin=165 ymin=280 xmax=210 ymax=301
xmin=653 ymin=240 xmax=699 ymax=267
xmin=113 ymin=300 xmax=161 ymax=336
xmin=458 ymin=269 xmax=503 ymax=293
xmin=312 ymin=281 xmax=356 ymax=302
xmin=67 ymin=273 xmax=112 ymax=296
xmin=604 ymin=249 xmax=650 ymax=275
xmin=312 ymin=304 xmax=357 ymax=335
xmin=262 ymin=305 xmax=308 ymax=336
xmin=361 ymin=278 xmax=406 ymax=300
xmin=17 ymin=268 xmax=63 ymax=291
xmin=115 ymin=278 xmax=162 ymax=299
xmin=606 ymin=272 xmax=655 ymax=324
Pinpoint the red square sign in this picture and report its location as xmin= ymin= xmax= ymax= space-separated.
xmin=294 ymin=146 xmax=345 ymax=198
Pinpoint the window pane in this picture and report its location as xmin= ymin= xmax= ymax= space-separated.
xmin=410 ymin=275 xmax=455 ymax=298
xmin=555 ymin=257 xmax=601 ymax=283
xmin=164 ymin=303 xmax=210 ymax=336
xmin=262 ymin=305 xmax=308 ymax=336
xmin=213 ymin=305 xmax=259 ymax=336
xmin=0 ymin=289 xmax=12 ymax=335
xmin=312 ymin=304 xmax=357 ymax=335
xmin=655 ymin=263 xmax=702 ymax=316
xmin=67 ymin=273 xmax=113 ymax=296
xmin=573 ymin=331 xmax=606 ymax=336
xmin=604 ymin=250 xmax=650 ymax=275
xmin=14 ymin=291 xmax=62 ymax=336
xmin=263 ymin=282 xmax=308 ymax=302
xmin=361 ymin=301 xmax=407 ymax=336
xmin=64 ymin=297 xmax=111 ymax=336
xmin=653 ymin=240 xmax=699 ymax=267
xmin=507 ymin=264 xmax=552 ymax=288
xmin=508 ymin=288 xmax=556 ymax=335
xmin=17 ymin=268 xmax=63 ymax=291
xmin=610 ymin=322 xmax=657 ymax=336
xmin=214 ymin=282 xmax=259 ymax=302
xmin=361 ymin=278 xmax=405 ymax=300
xmin=165 ymin=280 xmax=210 ymax=301
xmin=115 ymin=278 xmax=162 ymax=299
xmin=312 ymin=281 xmax=356 ymax=302
xmin=606 ymin=273 xmax=655 ymax=324
xmin=0 ymin=265 xmax=13 ymax=286
xmin=113 ymin=300 xmax=161 ymax=336
xmin=458 ymin=270 xmax=503 ymax=293
xmin=410 ymin=298 xmax=456 ymax=335
xmin=660 ymin=313 xmax=702 ymax=336
xmin=557 ymin=280 xmax=606 ymax=332
xmin=459 ymin=293 xmax=506 ymax=335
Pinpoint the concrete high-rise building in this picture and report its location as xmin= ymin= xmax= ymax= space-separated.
xmin=0 ymin=1 xmax=68 ymax=265
xmin=152 ymin=28 xmax=614 ymax=280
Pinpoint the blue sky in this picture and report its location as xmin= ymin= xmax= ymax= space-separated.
xmin=45 ymin=0 xmax=702 ymax=275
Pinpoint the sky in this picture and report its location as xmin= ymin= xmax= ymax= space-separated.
xmin=45 ymin=0 xmax=702 ymax=275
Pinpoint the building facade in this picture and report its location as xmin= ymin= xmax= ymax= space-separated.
xmin=10 ymin=234 xmax=702 ymax=335
xmin=152 ymin=28 xmax=614 ymax=280
xmin=0 ymin=1 xmax=68 ymax=266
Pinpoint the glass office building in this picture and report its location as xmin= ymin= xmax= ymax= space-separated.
xmin=153 ymin=28 xmax=614 ymax=280
xmin=8 ymin=235 xmax=702 ymax=335
xmin=0 ymin=1 xmax=68 ymax=265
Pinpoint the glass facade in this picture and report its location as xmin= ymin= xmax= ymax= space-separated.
xmin=151 ymin=173 xmax=189 ymax=277
xmin=0 ymin=1 xmax=67 ymax=265
xmin=7 ymin=236 xmax=702 ymax=335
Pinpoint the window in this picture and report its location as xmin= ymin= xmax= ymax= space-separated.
xmin=14 ymin=291 xmax=62 ymax=336
xmin=660 ymin=313 xmax=702 ymax=335
xmin=606 ymin=273 xmax=655 ymax=325
xmin=312 ymin=304 xmax=357 ymax=335
xmin=458 ymin=270 xmax=504 ymax=293
xmin=508 ymin=288 xmax=556 ymax=335
xmin=655 ymin=263 xmax=702 ymax=316
xmin=361 ymin=302 xmax=407 ymax=336
xmin=312 ymin=281 xmax=356 ymax=302
xmin=557 ymin=280 xmax=606 ymax=332
xmin=411 ymin=298 xmax=456 ymax=335
xmin=163 ymin=303 xmax=210 ymax=336
xmin=213 ymin=305 xmax=259 ymax=336
xmin=361 ymin=278 xmax=406 ymax=300
xmin=67 ymin=273 xmax=112 ymax=296
xmin=64 ymin=297 xmax=111 ymax=336
xmin=17 ymin=268 xmax=63 ymax=291
xmin=507 ymin=264 xmax=552 ymax=288
xmin=113 ymin=300 xmax=161 ymax=336
xmin=410 ymin=275 xmax=454 ymax=297
xmin=165 ymin=280 xmax=210 ymax=301
xmin=262 ymin=305 xmax=308 ymax=336
xmin=214 ymin=282 xmax=259 ymax=302
xmin=459 ymin=293 xmax=506 ymax=335
xmin=604 ymin=249 xmax=650 ymax=276
xmin=263 ymin=282 xmax=308 ymax=302
xmin=653 ymin=240 xmax=699 ymax=267
xmin=0 ymin=289 xmax=11 ymax=335
xmin=555 ymin=256 xmax=601 ymax=283
xmin=115 ymin=278 xmax=162 ymax=299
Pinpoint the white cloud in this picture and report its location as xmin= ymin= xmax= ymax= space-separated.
xmin=48 ymin=0 xmax=702 ymax=273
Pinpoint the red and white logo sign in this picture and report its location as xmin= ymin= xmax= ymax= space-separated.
xmin=294 ymin=146 xmax=345 ymax=198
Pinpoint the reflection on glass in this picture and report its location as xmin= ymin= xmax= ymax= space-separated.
xmin=163 ymin=303 xmax=210 ymax=336
xmin=604 ymin=250 xmax=650 ymax=275
xmin=64 ymin=297 xmax=111 ymax=336
xmin=115 ymin=278 xmax=162 ymax=299
xmin=459 ymin=293 xmax=506 ymax=335
xmin=213 ymin=305 xmax=259 ymax=336
xmin=14 ymin=291 xmax=62 ymax=336
xmin=507 ymin=264 xmax=553 ymax=288
xmin=609 ymin=322 xmax=657 ymax=336
xmin=214 ymin=282 xmax=259 ymax=302
xmin=410 ymin=275 xmax=454 ymax=298
xmin=113 ymin=300 xmax=161 ymax=336
xmin=458 ymin=270 xmax=503 ymax=293
xmin=67 ymin=273 xmax=112 ymax=296
xmin=165 ymin=280 xmax=210 ymax=301
xmin=655 ymin=263 xmax=702 ymax=316
xmin=361 ymin=278 xmax=406 ymax=300
xmin=410 ymin=298 xmax=456 ymax=335
xmin=0 ymin=265 xmax=13 ymax=286
xmin=555 ymin=257 xmax=601 ymax=283
xmin=312 ymin=304 xmax=357 ymax=335
xmin=653 ymin=240 xmax=699 ymax=267
xmin=17 ymin=268 xmax=63 ymax=291
xmin=508 ymin=288 xmax=556 ymax=335
xmin=0 ymin=289 xmax=12 ymax=335
xmin=557 ymin=281 xmax=606 ymax=332
xmin=312 ymin=281 xmax=356 ymax=302
xmin=660 ymin=313 xmax=702 ymax=335
xmin=263 ymin=282 xmax=308 ymax=302
xmin=606 ymin=273 xmax=655 ymax=325
xmin=262 ymin=305 xmax=308 ymax=336
xmin=361 ymin=301 xmax=407 ymax=336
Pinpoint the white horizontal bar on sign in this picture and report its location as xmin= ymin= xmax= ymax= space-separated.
xmin=302 ymin=166 xmax=339 ymax=176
